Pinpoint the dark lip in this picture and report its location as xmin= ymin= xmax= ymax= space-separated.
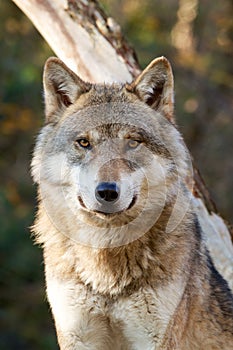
xmin=78 ymin=195 xmax=86 ymax=209
xmin=78 ymin=195 xmax=137 ymax=216
xmin=94 ymin=195 xmax=137 ymax=217
xmin=127 ymin=195 xmax=137 ymax=210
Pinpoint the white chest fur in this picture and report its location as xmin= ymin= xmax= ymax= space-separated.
xmin=46 ymin=277 xmax=184 ymax=349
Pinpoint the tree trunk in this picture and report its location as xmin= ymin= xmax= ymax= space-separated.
xmin=12 ymin=0 xmax=233 ymax=289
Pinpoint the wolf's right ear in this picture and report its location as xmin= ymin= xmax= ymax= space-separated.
xmin=43 ymin=58 xmax=91 ymax=123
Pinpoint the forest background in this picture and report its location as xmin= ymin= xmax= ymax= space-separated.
xmin=0 ymin=0 xmax=232 ymax=349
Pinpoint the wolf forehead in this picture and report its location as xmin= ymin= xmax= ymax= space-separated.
xmin=70 ymin=83 xmax=136 ymax=106
xmin=56 ymin=96 xmax=167 ymax=138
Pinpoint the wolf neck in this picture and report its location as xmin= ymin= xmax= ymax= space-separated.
xmin=36 ymin=203 xmax=194 ymax=296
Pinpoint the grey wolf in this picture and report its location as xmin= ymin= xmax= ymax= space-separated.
xmin=31 ymin=56 xmax=233 ymax=349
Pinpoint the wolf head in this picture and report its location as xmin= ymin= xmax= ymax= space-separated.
xmin=32 ymin=57 xmax=192 ymax=248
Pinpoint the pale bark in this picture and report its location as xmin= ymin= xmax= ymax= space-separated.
xmin=13 ymin=0 xmax=233 ymax=289
xmin=12 ymin=0 xmax=140 ymax=83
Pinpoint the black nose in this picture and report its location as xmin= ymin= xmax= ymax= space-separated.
xmin=95 ymin=182 xmax=120 ymax=203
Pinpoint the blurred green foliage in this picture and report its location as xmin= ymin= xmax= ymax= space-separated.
xmin=0 ymin=1 xmax=57 ymax=349
xmin=0 ymin=0 xmax=232 ymax=349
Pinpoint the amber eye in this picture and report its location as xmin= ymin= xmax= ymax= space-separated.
xmin=76 ymin=138 xmax=91 ymax=149
xmin=127 ymin=139 xmax=140 ymax=149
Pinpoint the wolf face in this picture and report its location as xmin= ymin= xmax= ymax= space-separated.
xmin=32 ymin=57 xmax=192 ymax=248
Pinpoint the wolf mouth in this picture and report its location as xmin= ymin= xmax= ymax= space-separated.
xmin=78 ymin=195 xmax=137 ymax=216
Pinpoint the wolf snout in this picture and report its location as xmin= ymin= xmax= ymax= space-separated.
xmin=78 ymin=178 xmax=136 ymax=215
xmin=95 ymin=182 xmax=120 ymax=203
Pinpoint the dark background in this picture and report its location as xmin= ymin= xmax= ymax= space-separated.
xmin=0 ymin=0 xmax=232 ymax=348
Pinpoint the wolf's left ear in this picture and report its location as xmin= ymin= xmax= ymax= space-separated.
xmin=127 ymin=57 xmax=174 ymax=122
xmin=43 ymin=57 xmax=91 ymax=123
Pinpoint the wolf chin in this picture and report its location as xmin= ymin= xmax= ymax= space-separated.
xmin=31 ymin=56 xmax=233 ymax=349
